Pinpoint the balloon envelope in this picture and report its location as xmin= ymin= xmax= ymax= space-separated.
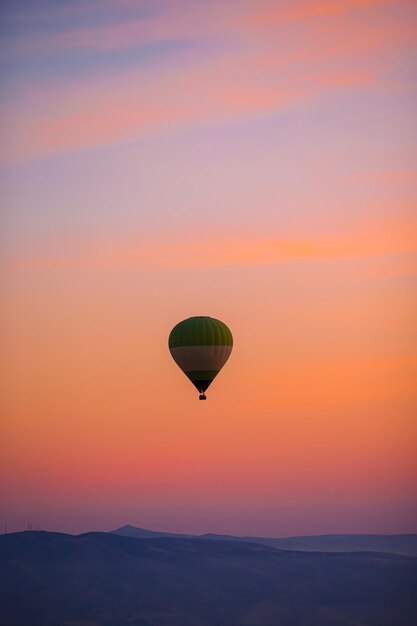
xmin=169 ymin=316 xmax=233 ymax=397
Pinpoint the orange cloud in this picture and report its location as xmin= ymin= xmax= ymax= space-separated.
xmin=243 ymin=0 xmax=406 ymax=28
xmin=6 ymin=215 xmax=417 ymax=271
xmin=351 ymin=169 xmax=417 ymax=184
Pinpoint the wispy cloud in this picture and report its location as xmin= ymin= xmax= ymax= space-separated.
xmin=242 ymin=0 xmax=399 ymax=27
xmin=1 ymin=61 xmax=374 ymax=163
xmin=1 ymin=0 xmax=414 ymax=162
xmin=2 ymin=2 xmax=226 ymax=56
xmin=5 ymin=0 xmax=413 ymax=58
xmin=7 ymin=216 xmax=417 ymax=271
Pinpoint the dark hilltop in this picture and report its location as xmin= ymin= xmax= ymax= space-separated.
xmin=1 ymin=529 xmax=416 ymax=626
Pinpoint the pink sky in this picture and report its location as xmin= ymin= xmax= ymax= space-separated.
xmin=0 ymin=0 xmax=416 ymax=536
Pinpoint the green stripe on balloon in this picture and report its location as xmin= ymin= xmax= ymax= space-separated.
xmin=169 ymin=316 xmax=233 ymax=348
xmin=185 ymin=370 xmax=219 ymax=382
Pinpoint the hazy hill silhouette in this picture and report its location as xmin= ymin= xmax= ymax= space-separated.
xmin=1 ymin=531 xmax=416 ymax=626
xmin=113 ymin=523 xmax=190 ymax=539
xmin=113 ymin=524 xmax=417 ymax=556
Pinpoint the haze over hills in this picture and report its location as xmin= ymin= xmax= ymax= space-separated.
xmin=112 ymin=524 xmax=417 ymax=556
xmin=1 ymin=530 xmax=416 ymax=626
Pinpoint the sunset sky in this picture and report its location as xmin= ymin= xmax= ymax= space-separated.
xmin=1 ymin=0 xmax=416 ymax=536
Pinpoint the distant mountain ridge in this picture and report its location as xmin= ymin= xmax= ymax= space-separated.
xmin=113 ymin=523 xmax=190 ymax=539
xmin=112 ymin=524 xmax=417 ymax=556
xmin=1 ymin=530 xmax=416 ymax=626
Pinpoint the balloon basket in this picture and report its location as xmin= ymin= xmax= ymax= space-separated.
xmin=199 ymin=394 xmax=207 ymax=400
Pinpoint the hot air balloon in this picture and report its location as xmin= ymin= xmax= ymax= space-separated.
xmin=169 ymin=316 xmax=233 ymax=399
